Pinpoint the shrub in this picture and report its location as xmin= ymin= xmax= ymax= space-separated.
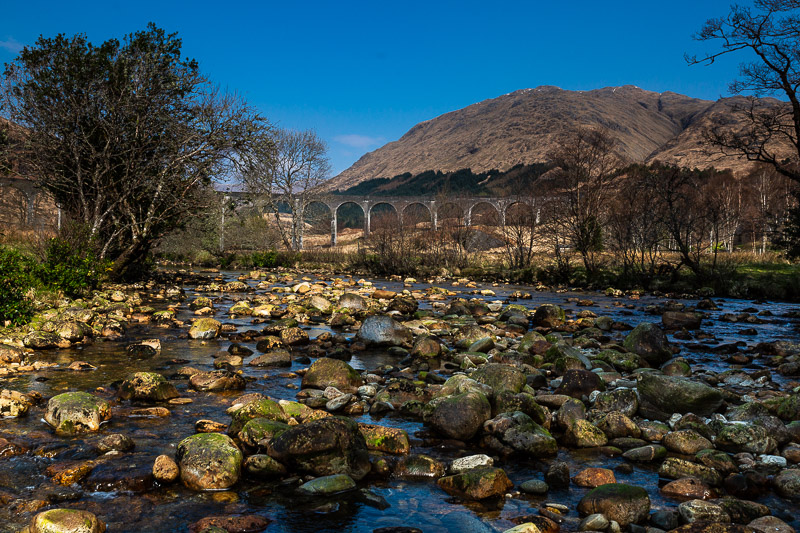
xmin=38 ymin=238 xmax=103 ymax=298
xmin=0 ymin=246 xmax=35 ymax=326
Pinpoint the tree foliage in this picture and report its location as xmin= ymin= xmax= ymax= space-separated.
xmin=1 ymin=24 xmax=270 ymax=279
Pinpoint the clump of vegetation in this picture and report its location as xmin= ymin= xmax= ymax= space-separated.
xmin=0 ymin=246 xmax=35 ymax=326
xmin=38 ymin=237 xmax=104 ymax=298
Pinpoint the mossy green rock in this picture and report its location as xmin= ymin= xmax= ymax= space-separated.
xmin=565 ymin=418 xmax=608 ymax=448
xmin=298 ymin=473 xmax=356 ymax=495
xmin=593 ymin=388 xmax=639 ymax=417
xmin=118 ymin=372 xmax=179 ymax=402
xmin=637 ymin=373 xmax=723 ymax=420
xmin=493 ymin=391 xmax=548 ymax=425
xmin=358 ymin=423 xmax=410 ymax=454
xmin=228 ymin=397 xmax=287 ymax=435
xmin=189 ymin=297 xmax=213 ymax=310
xmin=301 ymin=357 xmax=363 ymax=394
xmin=176 ymin=432 xmax=242 ymax=491
xmin=437 ymin=466 xmax=513 ymax=500
xmin=663 ymin=429 xmax=714 ymax=455
xmin=430 ymin=391 xmax=491 ymax=441
xmin=623 ymin=322 xmax=672 ymax=365
xmin=454 ymin=325 xmax=494 ymax=349
xmin=472 ymin=363 xmax=526 ymax=395
xmin=31 ymin=508 xmax=106 ymax=533
xmin=267 ymin=416 xmax=370 ymax=480
xmin=24 ymin=330 xmax=61 ymax=349
xmin=189 ymin=318 xmax=221 ymax=340
xmin=484 ymin=411 xmax=557 ymax=456
xmin=715 ymin=423 xmax=776 ymax=454
xmin=45 ymin=392 xmax=111 ymax=434
xmin=577 ymin=483 xmax=651 ymax=526
xmin=594 ymin=349 xmax=640 ymax=373
xmin=238 ymin=418 xmax=291 ymax=447
xmin=228 ymin=301 xmax=252 ymax=315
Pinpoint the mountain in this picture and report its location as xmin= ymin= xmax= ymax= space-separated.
xmin=323 ymin=86 xmax=773 ymax=192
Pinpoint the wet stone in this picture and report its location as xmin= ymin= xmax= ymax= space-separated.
xmin=30 ymin=508 xmax=106 ymax=533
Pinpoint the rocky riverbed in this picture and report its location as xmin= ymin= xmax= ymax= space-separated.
xmin=1 ymin=269 xmax=799 ymax=533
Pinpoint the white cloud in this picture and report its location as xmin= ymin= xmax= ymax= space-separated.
xmin=0 ymin=37 xmax=24 ymax=54
xmin=333 ymin=134 xmax=385 ymax=149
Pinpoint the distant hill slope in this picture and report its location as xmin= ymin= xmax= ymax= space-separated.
xmin=323 ymin=85 xmax=775 ymax=192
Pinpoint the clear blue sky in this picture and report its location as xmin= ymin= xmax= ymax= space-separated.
xmin=1 ymin=1 xmax=747 ymax=175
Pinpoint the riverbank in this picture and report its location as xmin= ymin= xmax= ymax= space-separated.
xmin=1 ymin=268 xmax=800 ymax=532
xmin=158 ymin=248 xmax=800 ymax=302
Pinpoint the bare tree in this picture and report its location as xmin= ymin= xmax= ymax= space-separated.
xmin=607 ymin=169 xmax=666 ymax=280
xmin=500 ymin=197 xmax=541 ymax=269
xmin=688 ymin=1 xmax=800 ymax=183
xmin=545 ymin=127 xmax=622 ymax=275
xmin=240 ymin=128 xmax=330 ymax=250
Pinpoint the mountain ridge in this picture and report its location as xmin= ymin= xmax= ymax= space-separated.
xmin=323 ymin=85 xmax=770 ymax=192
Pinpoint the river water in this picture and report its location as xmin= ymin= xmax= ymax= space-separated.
xmin=1 ymin=270 xmax=799 ymax=532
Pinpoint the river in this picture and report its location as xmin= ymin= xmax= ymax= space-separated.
xmin=1 ymin=270 xmax=799 ymax=532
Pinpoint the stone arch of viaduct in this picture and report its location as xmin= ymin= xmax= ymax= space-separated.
xmin=223 ymin=193 xmax=537 ymax=247
xmin=310 ymin=195 xmax=535 ymax=246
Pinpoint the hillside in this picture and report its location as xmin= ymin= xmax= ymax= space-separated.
xmin=323 ymin=86 xmax=776 ymax=192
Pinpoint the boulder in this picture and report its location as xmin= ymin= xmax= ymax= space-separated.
xmin=637 ymin=373 xmax=723 ymax=420
xmin=0 ymin=389 xmax=32 ymax=417
xmin=430 ymin=391 xmax=491 ymax=441
xmin=118 ymin=372 xmax=179 ymax=402
xmin=573 ymin=467 xmax=616 ymax=488
xmin=663 ymin=429 xmax=714 ymax=455
xmin=472 ymin=363 xmax=526 ymax=395
xmin=395 ymin=454 xmax=446 ymax=478
xmin=189 ymin=318 xmax=222 ymax=340
xmin=358 ymin=423 xmax=410 ymax=454
xmin=437 ymin=466 xmax=513 ymax=500
xmin=663 ymin=311 xmax=703 ymax=330
xmin=339 ymin=293 xmax=366 ymax=311
xmin=153 ymin=454 xmax=179 ymax=483
xmin=715 ymin=424 xmax=776 ymax=455
xmin=45 ymin=392 xmax=111 ymax=434
xmin=483 ymin=411 xmax=558 ymax=455
xmin=772 ymin=468 xmax=800 ymax=498
xmin=564 ymin=419 xmax=608 ymax=448
xmin=355 ymin=315 xmax=412 ymax=346
xmin=298 ymin=473 xmax=356 ymax=495
xmin=0 ymin=344 xmax=24 ymax=364
xmin=623 ymin=322 xmax=672 ymax=365
xmin=554 ymin=369 xmax=605 ymax=399
xmin=577 ymin=483 xmax=651 ymax=526
xmin=532 ymin=304 xmax=566 ymax=328
xmin=30 ymin=509 xmax=106 ymax=533
xmin=267 ymin=416 xmax=370 ymax=481
xmin=176 ymin=433 xmax=242 ymax=490
xmin=301 ymin=358 xmax=363 ymax=394
xmin=248 ymin=350 xmax=292 ymax=367
xmin=189 ymin=370 xmax=247 ymax=392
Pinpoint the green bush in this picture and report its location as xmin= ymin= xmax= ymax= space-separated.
xmin=0 ymin=246 xmax=35 ymax=326
xmin=38 ymin=238 xmax=103 ymax=298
